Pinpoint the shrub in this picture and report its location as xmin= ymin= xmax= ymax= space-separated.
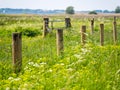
xmin=89 ymin=11 xmax=97 ymax=14
xmin=16 ymin=27 xmax=41 ymax=37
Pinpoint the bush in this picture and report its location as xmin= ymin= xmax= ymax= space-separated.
xmin=16 ymin=27 xmax=41 ymax=37
xmin=22 ymin=29 xmax=38 ymax=37
xmin=89 ymin=11 xmax=97 ymax=14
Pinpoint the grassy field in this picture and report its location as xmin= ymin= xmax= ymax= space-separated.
xmin=0 ymin=14 xmax=120 ymax=90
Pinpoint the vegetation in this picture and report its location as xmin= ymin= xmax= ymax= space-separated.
xmin=89 ymin=11 xmax=97 ymax=14
xmin=0 ymin=14 xmax=120 ymax=90
xmin=65 ymin=6 xmax=75 ymax=14
xmin=115 ymin=6 xmax=120 ymax=13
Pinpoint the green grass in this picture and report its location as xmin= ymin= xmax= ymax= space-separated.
xmin=0 ymin=14 xmax=120 ymax=90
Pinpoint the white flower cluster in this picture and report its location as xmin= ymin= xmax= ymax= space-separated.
xmin=8 ymin=77 xmax=21 ymax=82
xmin=48 ymin=69 xmax=53 ymax=73
xmin=81 ymin=48 xmax=91 ymax=55
xmin=74 ymin=54 xmax=81 ymax=59
xmin=24 ymin=61 xmax=47 ymax=71
xmin=28 ymin=61 xmax=46 ymax=67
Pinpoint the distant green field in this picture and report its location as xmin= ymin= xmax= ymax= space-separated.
xmin=0 ymin=14 xmax=120 ymax=90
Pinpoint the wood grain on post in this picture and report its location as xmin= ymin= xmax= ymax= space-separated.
xmin=81 ymin=25 xmax=86 ymax=45
xmin=56 ymin=29 xmax=64 ymax=56
xmin=43 ymin=18 xmax=49 ymax=37
xmin=100 ymin=24 xmax=104 ymax=46
xmin=113 ymin=16 xmax=117 ymax=45
xmin=65 ymin=18 xmax=71 ymax=28
xmin=91 ymin=18 xmax=94 ymax=34
xmin=12 ymin=33 xmax=22 ymax=73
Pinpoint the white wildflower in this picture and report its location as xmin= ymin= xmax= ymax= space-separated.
xmin=33 ymin=63 xmax=39 ymax=67
xmin=60 ymin=63 xmax=64 ymax=66
xmin=69 ymin=75 xmax=75 ymax=79
xmin=76 ymin=42 xmax=79 ymax=45
xmin=40 ymin=62 xmax=46 ymax=65
xmin=76 ymin=60 xmax=83 ymax=64
xmin=12 ymin=77 xmax=21 ymax=81
xmin=67 ymin=68 xmax=73 ymax=72
xmin=24 ymin=83 xmax=29 ymax=87
xmin=6 ymin=87 xmax=10 ymax=90
xmin=24 ymin=66 xmax=28 ymax=70
xmin=31 ymin=75 xmax=36 ymax=78
xmin=18 ymin=88 xmax=27 ymax=90
xmin=81 ymin=48 xmax=91 ymax=54
xmin=8 ymin=77 xmax=14 ymax=80
xmin=28 ymin=62 xmax=34 ymax=65
xmin=49 ymin=69 xmax=53 ymax=73
xmin=74 ymin=54 xmax=81 ymax=58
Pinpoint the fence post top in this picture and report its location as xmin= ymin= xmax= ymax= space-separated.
xmin=82 ymin=25 xmax=86 ymax=27
xmin=12 ymin=32 xmax=22 ymax=35
xmin=12 ymin=32 xmax=21 ymax=35
xmin=100 ymin=23 xmax=104 ymax=25
xmin=43 ymin=18 xmax=49 ymax=20
xmin=57 ymin=28 xmax=63 ymax=31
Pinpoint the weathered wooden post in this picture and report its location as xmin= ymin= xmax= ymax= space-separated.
xmin=12 ymin=32 xmax=22 ymax=73
xmin=81 ymin=25 xmax=86 ymax=45
xmin=90 ymin=18 xmax=94 ymax=34
xmin=43 ymin=18 xmax=49 ymax=37
xmin=100 ymin=24 xmax=104 ymax=46
xmin=65 ymin=18 xmax=71 ymax=28
xmin=56 ymin=29 xmax=64 ymax=56
xmin=113 ymin=16 xmax=117 ymax=45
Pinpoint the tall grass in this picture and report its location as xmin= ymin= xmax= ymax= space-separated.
xmin=0 ymin=15 xmax=120 ymax=90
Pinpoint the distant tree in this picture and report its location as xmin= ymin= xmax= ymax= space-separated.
xmin=103 ymin=10 xmax=109 ymax=13
xmin=89 ymin=11 xmax=97 ymax=14
xmin=66 ymin=6 xmax=75 ymax=14
xmin=115 ymin=6 xmax=120 ymax=13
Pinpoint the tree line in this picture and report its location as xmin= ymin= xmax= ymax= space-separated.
xmin=66 ymin=6 xmax=120 ymax=14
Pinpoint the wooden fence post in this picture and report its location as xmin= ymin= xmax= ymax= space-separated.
xmin=12 ymin=32 xmax=22 ymax=73
xmin=90 ymin=18 xmax=94 ymax=34
xmin=81 ymin=25 xmax=86 ymax=45
xmin=113 ymin=16 xmax=117 ymax=45
xmin=43 ymin=18 xmax=49 ymax=37
xmin=65 ymin=18 xmax=71 ymax=28
xmin=56 ymin=29 xmax=64 ymax=56
xmin=100 ymin=24 xmax=104 ymax=46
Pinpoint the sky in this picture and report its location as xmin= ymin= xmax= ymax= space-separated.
xmin=0 ymin=0 xmax=120 ymax=11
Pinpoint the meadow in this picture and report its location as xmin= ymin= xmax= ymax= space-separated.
xmin=0 ymin=14 xmax=120 ymax=90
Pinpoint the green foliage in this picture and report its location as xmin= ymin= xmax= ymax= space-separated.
xmin=89 ymin=11 xmax=97 ymax=14
xmin=66 ymin=6 xmax=75 ymax=14
xmin=115 ymin=6 xmax=120 ymax=13
xmin=16 ymin=27 xmax=41 ymax=37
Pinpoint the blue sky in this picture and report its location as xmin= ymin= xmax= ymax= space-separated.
xmin=0 ymin=0 xmax=120 ymax=11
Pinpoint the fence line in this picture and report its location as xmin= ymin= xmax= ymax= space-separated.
xmin=43 ymin=17 xmax=71 ymax=37
xmin=0 ymin=16 xmax=120 ymax=73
